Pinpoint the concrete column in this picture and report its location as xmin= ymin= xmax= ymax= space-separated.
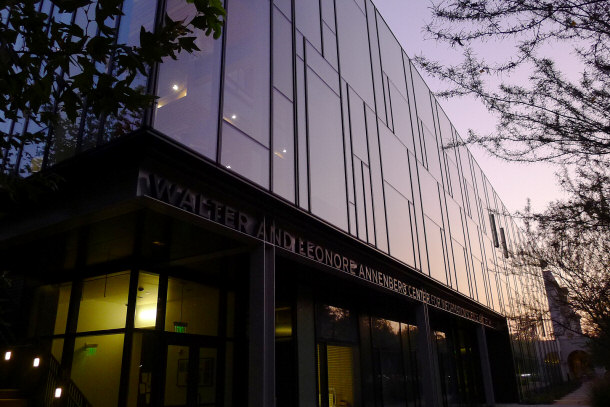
xmin=249 ymin=243 xmax=275 ymax=407
xmin=416 ymin=304 xmax=443 ymax=407
xmin=477 ymin=325 xmax=496 ymax=406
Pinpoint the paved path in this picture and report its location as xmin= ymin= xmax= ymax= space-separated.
xmin=554 ymin=380 xmax=591 ymax=406
xmin=496 ymin=380 xmax=591 ymax=407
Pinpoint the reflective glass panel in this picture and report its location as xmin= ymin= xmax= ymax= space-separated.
xmin=336 ymin=0 xmax=374 ymax=106
xmin=376 ymin=15 xmax=407 ymax=97
xmin=272 ymin=90 xmax=295 ymax=202
xmin=385 ymin=184 xmax=416 ymax=267
xmin=307 ymin=70 xmax=348 ymax=230
xmin=223 ymin=0 xmax=270 ymax=146
xmin=379 ymin=125 xmax=412 ymax=198
xmin=154 ymin=0 xmax=222 ymax=159
xmin=295 ymin=0 xmax=321 ymax=50
xmin=425 ymin=216 xmax=447 ymax=283
xmin=220 ymin=122 xmax=269 ymax=188
xmin=273 ymin=8 xmax=293 ymax=99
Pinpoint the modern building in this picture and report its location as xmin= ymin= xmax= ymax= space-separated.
xmin=0 ymin=0 xmax=563 ymax=406
xmin=542 ymin=271 xmax=591 ymax=381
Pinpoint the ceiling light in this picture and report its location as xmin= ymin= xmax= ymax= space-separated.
xmin=172 ymin=84 xmax=179 ymax=91
xmin=231 ymin=114 xmax=237 ymax=120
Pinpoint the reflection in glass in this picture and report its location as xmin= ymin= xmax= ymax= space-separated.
xmin=295 ymin=0 xmax=322 ymax=50
xmin=221 ymin=122 xmax=269 ymax=188
xmin=385 ymin=184 xmax=415 ymax=267
xmin=371 ymin=318 xmax=406 ymax=406
xmin=154 ymin=0 xmax=222 ymax=160
xmin=336 ymin=0 xmax=374 ymax=105
xmin=316 ymin=305 xmax=358 ymax=343
xmin=425 ymin=217 xmax=447 ymax=284
xmin=376 ymin=15 xmax=407 ymax=97
xmin=105 ymin=0 xmax=156 ymax=141
xmin=379 ymin=125 xmax=412 ymax=198
xmin=307 ymin=70 xmax=348 ymax=230
xmin=223 ymin=0 xmax=270 ymax=146
xmin=272 ymin=90 xmax=295 ymax=202
xmin=77 ymin=272 xmax=130 ymax=332
xmin=273 ymin=8 xmax=293 ymax=99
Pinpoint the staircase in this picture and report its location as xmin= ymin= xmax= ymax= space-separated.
xmin=1 ymin=345 xmax=91 ymax=407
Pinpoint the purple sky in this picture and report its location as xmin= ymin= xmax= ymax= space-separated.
xmin=373 ymin=0 xmax=566 ymax=214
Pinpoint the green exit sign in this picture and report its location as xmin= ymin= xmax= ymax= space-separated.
xmin=174 ymin=322 xmax=188 ymax=333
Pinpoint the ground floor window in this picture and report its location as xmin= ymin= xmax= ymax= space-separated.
xmin=29 ymin=269 xmax=242 ymax=407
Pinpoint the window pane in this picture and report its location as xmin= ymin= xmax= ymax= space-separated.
xmin=221 ymin=122 xmax=269 ymax=188
xmin=77 ymin=272 xmax=130 ymax=332
xmin=273 ymin=8 xmax=293 ymax=99
xmin=379 ymin=124 xmax=412 ymax=198
xmin=223 ymin=0 xmax=270 ymax=146
xmin=295 ymin=0 xmax=321 ymax=50
xmin=71 ymin=334 xmax=124 ymax=407
xmin=165 ymin=278 xmax=219 ymax=336
xmin=307 ymin=70 xmax=348 ymax=230
xmin=371 ymin=318 xmax=406 ymax=406
xmin=134 ymin=272 xmax=159 ymax=329
xmin=272 ymin=90 xmax=295 ymax=201
xmin=315 ymin=304 xmax=358 ymax=343
xmin=452 ymin=239 xmax=471 ymax=297
xmin=154 ymin=0 xmax=222 ymax=160
xmin=30 ymin=282 xmax=72 ymax=336
xmin=385 ymin=184 xmax=415 ymax=267
xmin=348 ymin=89 xmax=368 ymax=163
xmin=425 ymin=217 xmax=447 ymax=284
xmin=336 ymin=0 xmax=374 ymax=106
xmin=376 ymin=15 xmax=407 ymax=98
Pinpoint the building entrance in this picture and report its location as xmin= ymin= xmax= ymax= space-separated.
xmin=163 ymin=342 xmax=218 ymax=407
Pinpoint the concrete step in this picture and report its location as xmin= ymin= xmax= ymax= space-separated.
xmin=0 ymin=390 xmax=27 ymax=407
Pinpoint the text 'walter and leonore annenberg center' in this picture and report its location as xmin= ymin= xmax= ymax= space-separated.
xmin=0 ymin=0 xmax=564 ymax=406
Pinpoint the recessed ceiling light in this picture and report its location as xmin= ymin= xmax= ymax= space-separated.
xmin=172 ymin=84 xmax=179 ymax=91
xmin=231 ymin=114 xmax=237 ymax=120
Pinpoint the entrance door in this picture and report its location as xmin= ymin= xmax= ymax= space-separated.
xmin=164 ymin=343 xmax=218 ymax=407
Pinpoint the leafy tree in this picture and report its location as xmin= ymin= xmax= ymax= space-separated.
xmin=0 ymin=0 xmax=225 ymax=208
xmin=419 ymin=0 xmax=610 ymax=369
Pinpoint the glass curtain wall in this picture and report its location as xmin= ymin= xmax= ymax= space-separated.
xmin=6 ymin=0 xmax=563 ymax=397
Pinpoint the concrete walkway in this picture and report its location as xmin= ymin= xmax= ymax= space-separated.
xmin=496 ymin=380 xmax=591 ymax=407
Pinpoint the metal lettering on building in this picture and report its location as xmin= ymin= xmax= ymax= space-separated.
xmin=138 ymin=172 xmax=494 ymax=327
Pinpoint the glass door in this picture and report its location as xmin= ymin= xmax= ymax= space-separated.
xmin=164 ymin=343 xmax=218 ymax=407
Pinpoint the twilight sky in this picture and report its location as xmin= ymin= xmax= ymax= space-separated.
xmin=372 ymin=0 xmax=566 ymax=214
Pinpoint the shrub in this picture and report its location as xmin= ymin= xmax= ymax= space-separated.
xmin=589 ymin=376 xmax=610 ymax=407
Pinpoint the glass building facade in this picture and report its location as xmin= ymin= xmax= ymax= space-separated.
xmin=0 ymin=0 xmax=563 ymax=406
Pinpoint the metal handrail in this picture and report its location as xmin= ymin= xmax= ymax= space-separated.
xmin=1 ymin=345 xmax=91 ymax=407
xmin=40 ymin=351 xmax=92 ymax=407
